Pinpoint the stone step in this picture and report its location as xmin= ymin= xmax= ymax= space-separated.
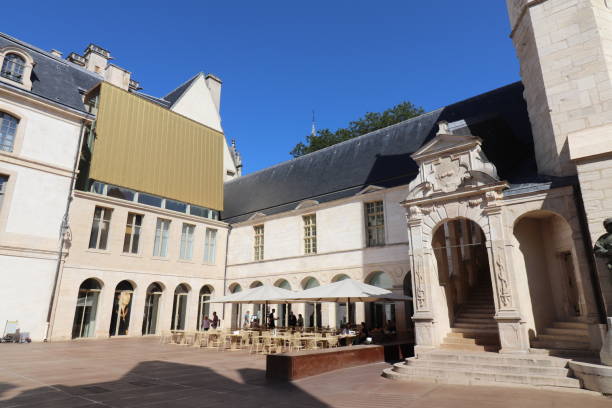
xmin=454 ymin=317 xmax=497 ymax=324
xmin=416 ymin=350 xmax=570 ymax=367
xmin=454 ymin=322 xmax=498 ymax=329
xmin=460 ymin=307 xmax=496 ymax=312
xmin=459 ymin=313 xmax=495 ymax=319
xmin=450 ymin=327 xmax=499 ymax=335
xmin=387 ymin=364 xmax=580 ymax=388
xmin=536 ymin=334 xmax=591 ymax=344
xmin=531 ymin=338 xmax=591 ymax=351
xmin=553 ymin=321 xmax=589 ymax=330
xmin=403 ymin=357 xmax=570 ymax=377
xmin=440 ymin=343 xmax=500 ymax=352
xmin=529 ymin=348 xmax=600 ymax=359
xmin=543 ymin=327 xmax=589 ymax=337
xmin=443 ymin=336 xmax=499 ymax=346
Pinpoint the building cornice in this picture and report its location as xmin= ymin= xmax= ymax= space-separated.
xmin=509 ymin=0 xmax=550 ymax=39
xmin=73 ymin=190 xmax=229 ymax=228
xmin=0 ymin=151 xmax=75 ymax=178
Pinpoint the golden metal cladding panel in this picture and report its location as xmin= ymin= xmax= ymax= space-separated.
xmin=88 ymin=82 xmax=223 ymax=210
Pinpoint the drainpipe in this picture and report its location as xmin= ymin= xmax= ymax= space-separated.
xmin=221 ymin=224 xmax=232 ymax=323
xmin=44 ymin=119 xmax=88 ymax=341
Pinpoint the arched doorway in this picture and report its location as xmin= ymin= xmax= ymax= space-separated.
xmin=274 ymin=279 xmax=292 ymax=327
xmin=142 ymin=282 xmax=163 ymax=335
xmin=171 ymin=284 xmax=190 ymax=330
xmin=196 ymin=285 xmax=213 ymax=330
xmin=432 ymin=218 xmax=498 ymax=351
xmin=513 ymin=211 xmax=590 ymax=350
xmin=365 ymin=271 xmax=394 ymax=330
xmin=229 ymin=283 xmax=242 ymax=329
xmin=302 ymin=277 xmax=321 ymax=328
xmin=109 ymin=280 xmax=134 ymax=336
xmin=332 ymin=274 xmax=354 ymax=327
xmin=250 ymin=281 xmax=263 ymax=324
xmin=404 ymin=273 xmax=414 ymax=341
xmin=71 ymin=278 xmax=102 ymax=339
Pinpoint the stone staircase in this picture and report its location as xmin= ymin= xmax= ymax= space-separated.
xmin=382 ymin=349 xmax=581 ymax=389
xmin=531 ymin=321 xmax=595 ymax=357
xmin=441 ymin=284 xmax=500 ymax=352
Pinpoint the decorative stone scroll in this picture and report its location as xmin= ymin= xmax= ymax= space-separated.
xmin=493 ymin=244 xmax=512 ymax=308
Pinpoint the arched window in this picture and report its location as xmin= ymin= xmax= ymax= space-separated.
xmin=171 ymin=284 xmax=190 ymax=330
xmin=71 ymin=278 xmax=102 ymax=339
xmin=197 ymin=285 xmax=213 ymax=330
xmin=0 ymin=112 xmax=19 ymax=152
xmin=142 ymin=283 xmax=163 ymax=335
xmin=302 ymin=278 xmax=321 ymax=328
xmin=109 ymin=280 xmax=134 ymax=336
xmin=366 ymin=271 xmax=395 ymax=329
xmin=1 ymin=53 xmax=25 ymax=83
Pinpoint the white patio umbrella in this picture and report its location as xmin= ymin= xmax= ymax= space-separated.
xmin=206 ymin=284 xmax=295 ymax=328
xmin=283 ymin=278 xmax=411 ymax=328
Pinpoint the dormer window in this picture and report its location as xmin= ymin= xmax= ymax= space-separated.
xmin=1 ymin=53 xmax=25 ymax=83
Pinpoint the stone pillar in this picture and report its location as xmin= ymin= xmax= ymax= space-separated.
xmin=354 ymin=302 xmax=365 ymax=327
xmin=484 ymin=198 xmax=530 ymax=353
xmin=130 ymin=286 xmax=146 ymax=337
xmin=185 ymin=291 xmax=199 ymax=331
xmin=96 ymin=285 xmax=116 ymax=338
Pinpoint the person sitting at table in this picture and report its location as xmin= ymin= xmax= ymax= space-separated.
xmin=211 ymin=311 xmax=219 ymax=329
xmin=243 ymin=310 xmax=251 ymax=328
xmin=341 ymin=324 xmax=349 ymax=335
xmin=358 ymin=322 xmax=369 ymax=344
xmin=297 ymin=314 xmax=304 ymax=329
xmin=201 ymin=315 xmax=211 ymax=331
xmin=268 ymin=309 xmax=277 ymax=329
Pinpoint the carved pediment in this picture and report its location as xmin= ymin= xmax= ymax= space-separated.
xmin=406 ymin=130 xmax=501 ymax=201
xmin=295 ymin=199 xmax=319 ymax=210
xmin=248 ymin=212 xmax=267 ymax=221
xmin=356 ymin=185 xmax=385 ymax=195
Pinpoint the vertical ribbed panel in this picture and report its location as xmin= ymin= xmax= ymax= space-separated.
xmin=88 ymin=82 xmax=224 ymax=210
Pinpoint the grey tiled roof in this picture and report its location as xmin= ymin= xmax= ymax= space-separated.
xmin=222 ymin=82 xmax=544 ymax=223
xmin=163 ymin=73 xmax=200 ymax=106
xmin=0 ymin=32 xmax=102 ymax=113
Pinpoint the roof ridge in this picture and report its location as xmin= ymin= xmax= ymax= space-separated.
xmin=224 ymin=108 xmax=443 ymax=184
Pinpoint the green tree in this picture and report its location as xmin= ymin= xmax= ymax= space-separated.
xmin=290 ymin=101 xmax=424 ymax=157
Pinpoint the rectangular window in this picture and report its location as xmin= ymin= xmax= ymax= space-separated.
xmin=166 ymin=199 xmax=187 ymax=213
xmin=122 ymin=213 xmax=142 ymax=254
xmin=366 ymin=201 xmax=385 ymax=246
xmin=137 ymin=193 xmax=162 ymax=208
xmin=254 ymin=225 xmax=264 ymax=261
xmin=153 ymin=219 xmax=171 ymax=257
xmin=179 ymin=223 xmax=195 ymax=260
xmin=203 ymin=228 xmax=217 ymax=264
xmin=0 ymin=175 xmax=7 ymax=210
xmin=88 ymin=206 xmax=112 ymax=250
xmin=303 ymin=214 xmax=317 ymax=254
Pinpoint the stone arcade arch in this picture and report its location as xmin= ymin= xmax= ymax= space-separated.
xmin=274 ymin=279 xmax=292 ymax=327
xmin=365 ymin=271 xmax=395 ymax=330
xmin=196 ymin=285 xmax=214 ymax=330
xmin=302 ymin=277 xmax=321 ymax=328
xmin=109 ymin=280 xmax=135 ymax=337
xmin=171 ymin=284 xmax=191 ymax=331
xmin=403 ymin=129 xmax=529 ymax=353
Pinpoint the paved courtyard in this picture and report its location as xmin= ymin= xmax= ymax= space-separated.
xmin=0 ymin=338 xmax=610 ymax=408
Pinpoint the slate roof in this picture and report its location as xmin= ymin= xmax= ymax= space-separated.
xmin=163 ymin=73 xmax=201 ymax=106
xmin=0 ymin=32 xmax=102 ymax=113
xmin=222 ymin=82 xmax=570 ymax=224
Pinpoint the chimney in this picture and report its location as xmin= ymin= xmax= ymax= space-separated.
xmin=50 ymin=49 xmax=62 ymax=58
xmin=66 ymin=52 xmax=86 ymax=66
xmin=83 ymin=43 xmax=111 ymax=74
xmin=205 ymin=73 xmax=222 ymax=114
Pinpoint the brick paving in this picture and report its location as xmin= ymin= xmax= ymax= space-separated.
xmin=0 ymin=338 xmax=609 ymax=407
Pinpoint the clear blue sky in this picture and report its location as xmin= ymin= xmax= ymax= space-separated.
xmin=5 ymin=1 xmax=519 ymax=174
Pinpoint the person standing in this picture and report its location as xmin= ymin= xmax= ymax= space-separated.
xmin=243 ymin=310 xmax=251 ymax=328
xmin=297 ymin=314 xmax=304 ymax=329
xmin=211 ymin=311 xmax=219 ymax=329
xmin=288 ymin=311 xmax=297 ymax=329
xmin=268 ymin=309 xmax=276 ymax=329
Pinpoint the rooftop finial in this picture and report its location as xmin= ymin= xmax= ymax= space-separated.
xmin=437 ymin=121 xmax=451 ymax=135
xmin=311 ymin=110 xmax=316 ymax=137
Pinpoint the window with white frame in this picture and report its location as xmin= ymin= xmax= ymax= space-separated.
xmin=0 ymin=112 xmax=18 ymax=153
xmin=122 ymin=213 xmax=142 ymax=254
xmin=303 ymin=214 xmax=317 ymax=254
xmin=1 ymin=53 xmax=25 ymax=83
xmin=179 ymin=223 xmax=195 ymax=260
xmin=365 ymin=201 xmax=385 ymax=246
xmin=254 ymin=225 xmax=264 ymax=261
xmin=0 ymin=175 xmax=7 ymax=210
xmin=88 ymin=206 xmax=112 ymax=250
xmin=203 ymin=228 xmax=217 ymax=264
xmin=153 ymin=219 xmax=171 ymax=257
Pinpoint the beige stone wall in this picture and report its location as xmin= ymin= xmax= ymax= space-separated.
xmin=49 ymin=192 xmax=228 ymax=340
xmin=507 ymin=0 xmax=612 ymax=176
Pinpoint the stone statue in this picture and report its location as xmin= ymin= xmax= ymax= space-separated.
xmin=436 ymin=121 xmax=450 ymax=135
xmin=594 ymin=218 xmax=612 ymax=271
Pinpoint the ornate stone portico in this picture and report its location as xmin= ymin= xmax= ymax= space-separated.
xmin=402 ymin=125 xmax=530 ymax=354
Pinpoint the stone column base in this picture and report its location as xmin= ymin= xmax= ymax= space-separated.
xmin=495 ymin=315 xmax=530 ymax=354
